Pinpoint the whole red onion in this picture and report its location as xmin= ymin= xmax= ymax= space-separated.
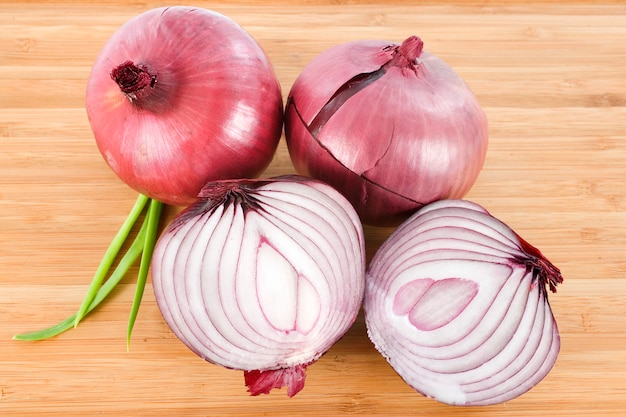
xmin=285 ymin=36 xmax=488 ymax=226
xmin=85 ymin=6 xmax=283 ymax=206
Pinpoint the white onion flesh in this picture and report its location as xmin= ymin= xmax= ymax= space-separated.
xmin=151 ymin=176 xmax=365 ymax=396
xmin=364 ymin=199 xmax=562 ymax=406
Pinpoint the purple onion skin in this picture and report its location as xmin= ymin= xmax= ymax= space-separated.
xmin=285 ymin=36 xmax=488 ymax=227
xmin=86 ymin=7 xmax=283 ymax=206
xmin=364 ymin=199 xmax=562 ymax=406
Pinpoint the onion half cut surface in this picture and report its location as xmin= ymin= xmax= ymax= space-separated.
xmin=364 ymin=199 xmax=562 ymax=406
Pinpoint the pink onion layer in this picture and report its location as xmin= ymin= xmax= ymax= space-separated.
xmin=151 ymin=176 xmax=366 ymax=396
xmin=364 ymin=199 xmax=562 ymax=406
xmin=285 ymin=36 xmax=488 ymax=226
xmin=86 ymin=7 xmax=283 ymax=206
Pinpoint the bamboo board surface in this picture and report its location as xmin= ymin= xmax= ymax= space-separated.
xmin=2 ymin=0 xmax=626 ymax=415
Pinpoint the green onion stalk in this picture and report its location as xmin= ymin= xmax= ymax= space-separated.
xmin=13 ymin=195 xmax=163 ymax=350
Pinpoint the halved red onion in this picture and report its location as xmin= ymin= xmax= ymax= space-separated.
xmin=151 ymin=176 xmax=366 ymax=396
xmin=364 ymin=199 xmax=562 ymax=406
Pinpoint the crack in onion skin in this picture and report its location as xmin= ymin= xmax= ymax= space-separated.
xmin=86 ymin=7 xmax=283 ymax=206
xmin=151 ymin=176 xmax=366 ymax=396
xmin=364 ymin=199 xmax=562 ymax=406
xmin=285 ymin=36 xmax=488 ymax=227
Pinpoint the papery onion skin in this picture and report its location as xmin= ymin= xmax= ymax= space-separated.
xmin=86 ymin=7 xmax=283 ymax=206
xmin=285 ymin=36 xmax=488 ymax=226
xmin=364 ymin=199 xmax=562 ymax=406
xmin=151 ymin=175 xmax=366 ymax=396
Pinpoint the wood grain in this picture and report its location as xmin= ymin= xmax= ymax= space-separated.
xmin=2 ymin=1 xmax=626 ymax=416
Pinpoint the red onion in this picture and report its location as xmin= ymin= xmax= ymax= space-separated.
xmin=86 ymin=6 xmax=283 ymax=206
xmin=364 ymin=199 xmax=562 ymax=406
xmin=151 ymin=175 xmax=366 ymax=396
xmin=285 ymin=36 xmax=488 ymax=226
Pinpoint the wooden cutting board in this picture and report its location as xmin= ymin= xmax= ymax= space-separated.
xmin=2 ymin=1 xmax=625 ymax=415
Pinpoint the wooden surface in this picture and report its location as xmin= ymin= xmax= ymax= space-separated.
xmin=2 ymin=1 xmax=626 ymax=415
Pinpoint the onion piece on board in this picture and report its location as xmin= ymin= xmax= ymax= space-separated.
xmin=364 ymin=199 xmax=562 ymax=406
